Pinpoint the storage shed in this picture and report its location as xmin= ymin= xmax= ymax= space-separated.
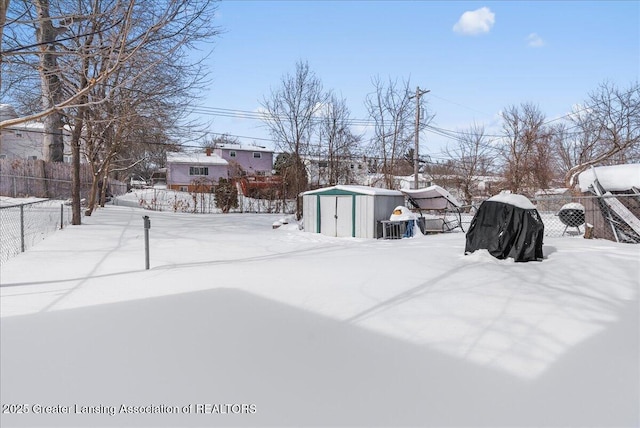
xmin=302 ymin=185 xmax=405 ymax=238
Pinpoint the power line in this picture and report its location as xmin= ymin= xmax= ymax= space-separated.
xmin=1 ymin=16 xmax=126 ymax=55
xmin=4 ymin=85 xmax=637 ymax=153
xmin=428 ymin=93 xmax=494 ymax=118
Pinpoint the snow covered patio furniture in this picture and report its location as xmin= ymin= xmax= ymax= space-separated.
xmin=465 ymin=194 xmax=545 ymax=262
xmin=401 ymin=185 xmax=464 ymax=233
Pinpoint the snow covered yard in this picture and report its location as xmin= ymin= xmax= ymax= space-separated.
xmin=1 ymin=205 xmax=638 ymax=427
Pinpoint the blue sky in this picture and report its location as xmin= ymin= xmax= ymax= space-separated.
xmin=191 ymin=1 xmax=639 ymax=160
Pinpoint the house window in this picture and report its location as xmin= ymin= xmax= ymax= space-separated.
xmin=229 ymin=151 xmax=236 ymax=158
xmin=179 ymin=186 xmax=188 ymax=192
xmin=252 ymin=152 xmax=262 ymax=159
xmin=189 ymin=166 xmax=209 ymax=176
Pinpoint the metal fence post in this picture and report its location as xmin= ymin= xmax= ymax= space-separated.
xmin=60 ymin=204 xmax=64 ymax=229
xmin=20 ymin=204 xmax=25 ymax=252
xmin=143 ymin=215 xmax=151 ymax=269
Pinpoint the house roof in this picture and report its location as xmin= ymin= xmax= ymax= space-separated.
xmin=302 ymin=185 xmax=403 ymax=196
xmin=215 ymin=143 xmax=272 ymax=153
xmin=5 ymin=122 xmax=45 ymax=131
xmin=0 ymin=105 xmax=48 ymax=131
xmin=166 ymin=152 xmax=228 ymax=165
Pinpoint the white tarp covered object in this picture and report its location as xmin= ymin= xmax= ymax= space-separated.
xmin=401 ymin=185 xmax=462 ymax=210
xmin=578 ymin=164 xmax=640 ymax=192
xmin=389 ymin=205 xmax=418 ymax=221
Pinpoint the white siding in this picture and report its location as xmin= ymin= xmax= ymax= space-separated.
xmin=303 ymin=195 xmax=318 ymax=233
xmin=302 ymin=188 xmax=406 ymax=239
xmin=355 ymin=195 xmax=374 ymax=239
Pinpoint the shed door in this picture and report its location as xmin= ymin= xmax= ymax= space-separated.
xmin=320 ymin=196 xmax=353 ymax=237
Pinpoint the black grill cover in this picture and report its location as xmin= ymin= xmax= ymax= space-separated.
xmin=465 ymin=200 xmax=544 ymax=262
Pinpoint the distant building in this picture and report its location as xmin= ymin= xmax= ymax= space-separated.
xmin=212 ymin=143 xmax=274 ymax=176
xmin=394 ymin=174 xmax=433 ymax=190
xmin=361 ymin=173 xmax=433 ymax=191
xmin=534 ymin=188 xmax=573 ymax=211
xmin=166 ymin=149 xmax=229 ymax=192
xmin=305 ymin=156 xmax=368 ymax=187
xmin=0 ymin=104 xmax=72 ymax=162
xmin=1 ymin=104 xmax=45 ymax=161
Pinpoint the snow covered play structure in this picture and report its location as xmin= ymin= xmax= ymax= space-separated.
xmin=465 ymin=194 xmax=545 ymax=262
xmin=578 ymin=164 xmax=640 ymax=244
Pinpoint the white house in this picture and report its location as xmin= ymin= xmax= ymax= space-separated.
xmin=0 ymin=104 xmax=72 ymax=162
xmin=304 ymin=155 xmax=368 ymax=187
xmin=1 ymin=105 xmax=45 ymax=160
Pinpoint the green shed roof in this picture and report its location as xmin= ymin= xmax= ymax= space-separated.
xmin=302 ymin=185 xmax=403 ymax=197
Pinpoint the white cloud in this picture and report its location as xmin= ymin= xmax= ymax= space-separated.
xmin=453 ymin=7 xmax=495 ymax=36
xmin=526 ymin=33 xmax=545 ymax=48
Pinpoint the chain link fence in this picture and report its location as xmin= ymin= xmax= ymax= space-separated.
xmin=459 ymin=194 xmax=640 ymax=240
xmin=0 ymin=199 xmax=74 ymax=264
xmin=112 ymin=187 xmax=296 ymax=214
xmin=112 ymin=188 xmax=219 ymax=213
xmin=2 ymin=192 xmax=636 ymax=266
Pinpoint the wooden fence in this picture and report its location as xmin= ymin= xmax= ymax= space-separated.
xmin=0 ymin=158 xmax=126 ymax=199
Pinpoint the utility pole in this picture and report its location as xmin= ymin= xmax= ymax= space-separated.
xmin=410 ymin=86 xmax=430 ymax=189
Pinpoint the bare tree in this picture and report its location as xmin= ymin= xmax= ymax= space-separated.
xmin=444 ymin=123 xmax=495 ymax=205
xmin=499 ymin=102 xmax=554 ymax=195
xmin=123 ymin=129 xmax=176 ymax=182
xmin=261 ymin=60 xmax=327 ymax=217
xmin=3 ymin=0 xmax=219 ymax=222
xmin=2 ymin=0 xmax=217 ymax=127
xmin=316 ymin=92 xmax=362 ymax=185
xmin=3 ymin=0 xmax=133 ymax=129
xmin=206 ymin=133 xmax=240 ymax=148
xmin=365 ymin=76 xmax=422 ymax=189
xmin=561 ymin=81 xmax=640 ymax=188
xmin=33 ymin=0 xmax=67 ymax=162
xmin=0 ymin=0 xmax=10 ymax=87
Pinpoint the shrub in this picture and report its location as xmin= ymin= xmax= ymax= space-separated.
xmin=214 ymin=178 xmax=238 ymax=213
